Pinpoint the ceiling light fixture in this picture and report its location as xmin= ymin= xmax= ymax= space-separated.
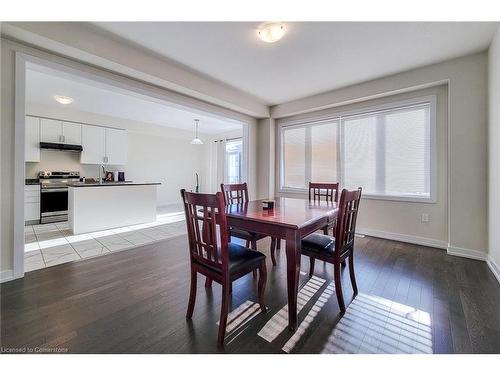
xmin=54 ymin=95 xmax=74 ymax=105
xmin=190 ymin=119 xmax=203 ymax=145
xmin=257 ymin=22 xmax=286 ymax=43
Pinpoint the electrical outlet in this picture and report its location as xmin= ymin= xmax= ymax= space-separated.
xmin=421 ymin=213 xmax=430 ymax=223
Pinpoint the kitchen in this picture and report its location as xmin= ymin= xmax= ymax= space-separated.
xmin=23 ymin=61 xmax=246 ymax=272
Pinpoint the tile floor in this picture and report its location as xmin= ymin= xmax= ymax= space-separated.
xmin=24 ymin=205 xmax=187 ymax=272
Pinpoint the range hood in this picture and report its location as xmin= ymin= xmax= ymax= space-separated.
xmin=40 ymin=142 xmax=83 ymax=152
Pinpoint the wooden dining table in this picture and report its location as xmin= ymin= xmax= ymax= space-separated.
xmin=225 ymin=197 xmax=338 ymax=331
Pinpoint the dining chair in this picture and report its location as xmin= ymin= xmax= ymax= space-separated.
xmin=301 ymin=187 xmax=362 ymax=314
xmin=221 ymin=183 xmax=279 ymax=266
xmin=309 ymin=182 xmax=339 ymax=235
xmin=181 ymin=189 xmax=267 ymax=347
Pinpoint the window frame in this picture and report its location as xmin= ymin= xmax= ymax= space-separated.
xmin=277 ymin=95 xmax=437 ymax=203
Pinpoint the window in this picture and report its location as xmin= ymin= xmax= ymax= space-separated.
xmin=225 ymin=138 xmax=243 ymax=184
xmin=280 ymin=97 xmax=435 ymax=202
xmin=282 ymin=121 xmax=339 ymax=189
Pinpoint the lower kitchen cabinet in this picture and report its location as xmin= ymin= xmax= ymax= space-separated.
xmin=24 ymin=185 xmax=40 ymax=222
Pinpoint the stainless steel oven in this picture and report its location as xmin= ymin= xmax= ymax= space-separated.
xmin=39 ymin=171 xmax=79 ymax=223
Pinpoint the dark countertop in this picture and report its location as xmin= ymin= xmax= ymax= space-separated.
xmin=67 ymin=182 xmax=161 ymax=187
xmin=25 ymin=179 xmax=40 ymax=185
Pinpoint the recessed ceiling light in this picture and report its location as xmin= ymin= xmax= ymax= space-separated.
xmin=54 ymin=95 xmax=74 ymax=105
xmin=257 ymin=23 xmax=286 ymax=43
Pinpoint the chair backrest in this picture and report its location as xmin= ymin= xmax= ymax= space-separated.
xmin=181 ymin=189 xmax=230 ymax=272
xmin=221 ymin=182 xmax=249 ymax=205
xmin=334 ymin=188 xmax=362 ymax=256
xmin=308 ymin=182 xmax=340 ymax=203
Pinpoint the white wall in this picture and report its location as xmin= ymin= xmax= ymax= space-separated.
xmin=269 ymin=52 xmax=488 ymax=256
xmin=488 ymin=27 xmax=500 ymax=275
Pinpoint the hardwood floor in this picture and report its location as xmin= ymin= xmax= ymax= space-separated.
xmin=2 ymin=234 xmax=500 ymax=353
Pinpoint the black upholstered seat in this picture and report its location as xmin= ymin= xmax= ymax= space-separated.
xmin=229 ymin=228 xmax=266 ymax=242
xmin=301 ymin=233 xmax=336 ymax=255
xmin=203 ymin=243 xmax=266 ymax=275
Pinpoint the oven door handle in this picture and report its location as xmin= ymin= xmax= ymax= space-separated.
xmin=41 ymin=188 xmax=68 ymax=193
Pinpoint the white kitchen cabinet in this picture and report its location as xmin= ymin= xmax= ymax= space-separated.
xmin=40 ymin=118 xmax=63 ymax=143
xmin=62 ymin=122 xmax=82 ymax=145
xmin=40 ymin=118 xmax=82 ymax=145
xmin=81 ymin=125 xmax=105 ymax=164
xmin=24 ymin=185 xmax=40 ymax=222
xmin=105 ymin=128 xmax=128 ymax=165
xmin=25 ymin=116 xmax=40 ymax=162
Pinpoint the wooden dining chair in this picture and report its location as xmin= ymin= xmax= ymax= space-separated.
xmin=309 ymin=182 xmax=340 ymax=235
xmin=181 ymin=189 xmax=267 ymax=347
xmin=301 ymin=187 xmax=362 ymax=314
xmin=221 ymin=183 xmax=279 ymax=266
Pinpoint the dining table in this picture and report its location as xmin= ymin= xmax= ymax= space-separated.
xmin=225 ymin=197 xmax=338 ymax=331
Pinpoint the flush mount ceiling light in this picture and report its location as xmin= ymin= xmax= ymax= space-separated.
xmin=257 ymin=22 xmax=286 ymax=43
xmin=54 ymin=95 xmax=74 ymax=105
xmin=190 ymin=119 xmax=203 ymax=145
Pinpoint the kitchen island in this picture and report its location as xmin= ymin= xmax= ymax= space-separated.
xmin=67 ymin=182 xmax=161 ymax=234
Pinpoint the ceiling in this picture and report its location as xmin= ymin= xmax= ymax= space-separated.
xmin=25 ymin=65 xmax=243 ymax=135
xmin=93 ymin=22 xmax=499 ymax=105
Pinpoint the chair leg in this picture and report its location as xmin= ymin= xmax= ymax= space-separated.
xmin=251 ymin=241 xmax=258 ymax=278
xmin=309 ymin=257 xmax=315 ymax=278
xmin=348 ymin=253 xmax=358 ymax=296
xmin=205 ymin=277 xmax=213 ymax=288
xmin=270 ymin=237 xmax=277 ymax=266
xmin=258 ymin=261 xmax=267 ymax=313
xmin=334 ymin=262 xmax=346 ymax=314
xmin=217 ymin=282 xmax=231 ymax=347
xmin=186 ymin=269 xmax=197 ymax=319
xmin=276 ymin=238 xmax=281 ymax=251
xmin=323 ymin=226 xmax=329 ymax=235
xmin=245 ymin=240 xmax=250 ymax=248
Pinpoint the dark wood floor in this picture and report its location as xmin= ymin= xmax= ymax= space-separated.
xmin=2 ymin=233 xmax=500 ymax=354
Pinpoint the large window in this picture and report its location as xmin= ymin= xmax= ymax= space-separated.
xmin=280 ymin=97 xmax=435 ymax=202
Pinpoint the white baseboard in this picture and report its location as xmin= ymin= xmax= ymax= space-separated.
xmin=357 ymin=228 xmax=447 ymax=249
xmin=487 ymin=257 xmax=500 ymax=285
xmin=0 ymin=269 xmax=14 ymax=283
xmin=446 ymin=245 xmax=488 ymax=261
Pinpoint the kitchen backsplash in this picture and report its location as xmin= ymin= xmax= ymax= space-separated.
xmin=25 ymin=149 xmax=117 ymax=179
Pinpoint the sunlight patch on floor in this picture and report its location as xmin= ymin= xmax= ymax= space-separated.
xmin=257 ymin=276 xmax=326 ymax=343
xmin=322 ymin=293 xmax=433 ymax=354
xmin=217 ymin=300 xmax=262 ymax=334
xmin=282 ymin=282 xmax=335 ymax=353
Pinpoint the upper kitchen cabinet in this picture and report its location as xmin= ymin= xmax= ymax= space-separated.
xmin=25 ymin=116 xmax=40 ymax=162
xmin=62 ymin=122 xmax=82 ymax=145
xmin=81 ymin=125 xmax=105 ymax=164
xmin=105 ymin=128 xmax=128 ymax=165
xmin=40 ymin=118 xmax=63 ymax=143
xmin=40 ymin=118 xmax=82 ymax=145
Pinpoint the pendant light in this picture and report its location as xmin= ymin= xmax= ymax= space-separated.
xmin=190 ymin=119 xmax=203 ymax=145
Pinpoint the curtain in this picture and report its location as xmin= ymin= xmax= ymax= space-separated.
xmin=209 ymin=139 xmax=226 ymax=193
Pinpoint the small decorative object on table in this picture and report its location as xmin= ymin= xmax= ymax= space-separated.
xmin=262 ymin=199 xmax=275 ymax=210
xmin=118 ymin=172 xmax=125 ymax=182
xmin=105 ymin=171 xmax=115 ymax=182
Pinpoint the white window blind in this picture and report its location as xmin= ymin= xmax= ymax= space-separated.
xmin=280 ymin=98 xmax=434 ymax=202
xmin=282 ymin=120 xmax=339 ymax=189
xmin=343 ymin=104 xmax=431 ymax=198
